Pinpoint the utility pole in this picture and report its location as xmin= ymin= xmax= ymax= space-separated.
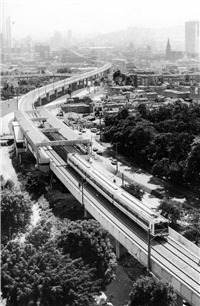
xmin=99 ymin=114 xmax=102 ymax=142
xmin=147 ymin=229 xmax=151 ymax=272
xmin=116 ymin=143 xmax=118 ymax=173
xmin=122 ymin=173 xmax=124 ymax=187
xmin=16 ymin=92 xmax=19 ymax=111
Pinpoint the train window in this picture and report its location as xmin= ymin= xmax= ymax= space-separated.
xmin=114 ymin=197 xmax=149 ymax=227
xmin=154 ymin=222 xmax=169 ymax=234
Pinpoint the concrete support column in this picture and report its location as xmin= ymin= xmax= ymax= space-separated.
xmin=176 ymin=295 xmax=183 ymax=306
xmin=46 ymin=92 xmax=50 ymax=102
xmin=116 ymin=240 xmax=120 ymax=259
xmin=86 ymin=79 xmax=88 ymax=86
xmin=38 ymin=97 xmax=42 ymax=106
xmin=84 ymin=207 xmax=89 ymax=218
xmin=55 ymin=89 xmax=58 ymax=98
xmin=115 ymin=239 xmax=127 ymax=259
xmin=62 ymin=86 xmax=65 ymax=94
xmin=65 ymin=86 xmax=69 ymax=94
xmin=50 ymin=171 xmax=59 ymax=190
xmin=72 ymin=82 xmax=77 ymax=91
xmin=87 ymin=143 xmax=90 ymax=154
xmin=18 ymin=153 xmax=22 ymax=164
xmin=80 ymin=80 xmax=84 ymax=88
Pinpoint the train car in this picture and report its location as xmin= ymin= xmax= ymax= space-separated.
xmin=67 ymin=153 xmax=169 ymax=236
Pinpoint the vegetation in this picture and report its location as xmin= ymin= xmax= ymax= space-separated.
xmin=113 ymin=69 xmax=135 ymax=86
xmin=1 ymin=218 xmax=117 ymax=306
xmin=22 ymin=171 xmax=50 ymax=195
xmin=1 ymin=175 xmax=32 ymax=245
xmin=58 ymin=219 xmax=117 ymax=290
xmin=56 ymin=67 xmax=72 ymax=73
xmin=103 ymin=101 xmax=200 ymax=191
xmin=128 ymin=276 xmax=177 ymax=306
xmin=1 ymin=240 xmax=100 ymax=306
xmin=157 ymin=198 xmax=182 ymax=224
xmin=122 ymin=183 xmax=144 ymax=200
xmin=1 ymin=76 xmax=61 ymax=100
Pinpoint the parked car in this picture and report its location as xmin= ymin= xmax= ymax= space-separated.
xmin=91 ymin=128 xmax=97 ymax=133
xmin=93 ymin=147 xmax=98 ymax=152
xmin=96 ymin=150 xmax=103 ymax=155
xmin=111 ymin=159 xmax=117 ymax=165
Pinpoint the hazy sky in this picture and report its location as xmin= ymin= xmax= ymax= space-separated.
xmin=1 ymin=0 xmax=200 ymax=39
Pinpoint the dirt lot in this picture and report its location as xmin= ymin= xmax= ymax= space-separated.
xmin=0 ymin=98 xmax=18 ymax=118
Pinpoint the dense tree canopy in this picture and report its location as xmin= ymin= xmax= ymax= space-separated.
xmin=58 ymin=219 xmax=117 ymax=290
xmin=1 ymin=176 xmax=32 ymax=245
xmin=157 ymin=198 xmax=182 ymax=223
xmin=128 ymin=276 xmax=177 ymax=306
xmin=1 ymin=218 xmax=116 ymax=306
xmin=103 ymin=101 xmax=200 ymax=191
xmin=1 ymin=240 xmax=100 ymax=306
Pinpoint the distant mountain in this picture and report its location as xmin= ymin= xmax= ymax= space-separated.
xmin=85 ymin=25 xmax=185 ymax=51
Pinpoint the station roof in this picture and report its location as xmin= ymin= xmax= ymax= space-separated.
xmin=39 ymin=108 xmax=90 ymax=143
xmin=15 ymin=109 xmax=90 ymax=149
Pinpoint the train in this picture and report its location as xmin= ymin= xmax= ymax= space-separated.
xmin=67 ymin=153 xmax=169 ymax=237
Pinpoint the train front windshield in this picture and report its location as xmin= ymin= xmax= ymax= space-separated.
xmin=154 ymin=222 xmax=169 ymax=235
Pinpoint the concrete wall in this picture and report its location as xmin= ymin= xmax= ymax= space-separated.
xmin=169 ymin=228 xmax=200 ymax=257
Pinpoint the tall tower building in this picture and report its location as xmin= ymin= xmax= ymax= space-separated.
xmin=185 ymin=21 xmax=199 ymax=55
xmin=165 ymin=38 xmax=171 ymax=60
xmin=6 ymin=16 xmax=13 ymax=49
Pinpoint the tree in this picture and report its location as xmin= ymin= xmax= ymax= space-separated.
xmin=22 ymin=171 xmax=50 ymax=194
xmin=1 ymin=239 xmax=100 ymax=306
xmin=1 ymin=177 xmax=32 ymax=245
xmin=185 ymin=141 xmax=200 ymax=188
xmin=152 ymin=158 xmax=170 ymax=178
xmin=128 ymin=276 xmax=177 ymax=306
xmin=122 ymin=183 xmax=144 ymax=200
xmin=0 ymin=175 xmax=15 ymax=190
xmin=157 ymin=198 xmax=181 ymax=223
xmin=182 ymin=228 xmax=200 ymax=246
xmin=58 ymin=219 xmax=117 ymax=290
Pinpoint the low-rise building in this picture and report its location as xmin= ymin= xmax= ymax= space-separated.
xmin=162 ymin=89 xmax=190 ymax=99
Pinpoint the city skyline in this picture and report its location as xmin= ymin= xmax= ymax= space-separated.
xmin=1 ymin=0 xmax=200 ymax=40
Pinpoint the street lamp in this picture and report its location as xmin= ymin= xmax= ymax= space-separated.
xmin=114 ymin=143 xmax=119 ymax=174
xmin=99 ymin=114 xmax=102 ymax=142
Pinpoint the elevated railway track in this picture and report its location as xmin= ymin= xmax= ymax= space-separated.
xmin=13 ymin=64 xmax=200 ymax=306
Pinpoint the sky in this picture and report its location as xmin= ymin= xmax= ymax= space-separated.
xmin=1 ymin=0 xmax=200 ymax=39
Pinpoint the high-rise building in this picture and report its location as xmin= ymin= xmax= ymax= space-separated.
xmin=185 ymin=21 xmax=199 ymax=55
xmin=6 ymin=16 xmax=13 ymax=49
xmin=51 ymin=31 xmax=63 ymax=50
